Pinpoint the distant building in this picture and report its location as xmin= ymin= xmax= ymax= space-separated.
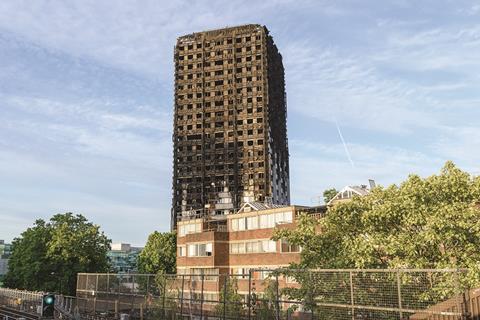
xmin=172 ymin=24 xmax=290 ymax=227
xmin=0 ymin=240 xmax=12 ymax=277
xmin=107 ymin=243 xmax=142 ymax=273
xmin=327 ymin=180 xmax=375 ymax=206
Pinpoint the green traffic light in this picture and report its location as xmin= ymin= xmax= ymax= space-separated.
xmin=44 ymin=295 xmax=54 ymax=305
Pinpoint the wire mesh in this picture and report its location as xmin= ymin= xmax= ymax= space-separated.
xmin=73 ymin=269 xmax=472 ymax=320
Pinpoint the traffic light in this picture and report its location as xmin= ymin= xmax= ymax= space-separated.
xmin=41 ymin=293 xmax=55 ymax=318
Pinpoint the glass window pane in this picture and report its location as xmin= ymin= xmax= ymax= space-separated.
xmin=284 ymin=211 xmax=293 ymax=223
xmin=231 ymin=219 xmax=238 ymax=231
xmin=276 ymin=212 xmax=284 ymax=223
xmin=239 ymin=243 xmax=246 ymax=253
xmin=268 ymin=214 xmax=275 ymax=228
xmin=188 ymin=244 xmax=196 ymax=256
xmin=238 ymin=218 xmax=246 ymax=230
xmin=260 ymin=215 xmax=268 ymax=228
xmin=246 ymin=216 xmax=257 ymax=230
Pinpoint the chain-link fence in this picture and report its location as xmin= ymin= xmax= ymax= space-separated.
xmin=76 ymin=269 xmax=478 ymax=320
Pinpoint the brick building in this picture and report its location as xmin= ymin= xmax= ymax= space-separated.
xmin=176 ymin=203 xmax=325 ymax=298
xmin=172 ymin=24 xmax=290 ymax=227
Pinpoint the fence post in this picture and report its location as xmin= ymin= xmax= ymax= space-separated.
xmin=396 ymin=270 xmax=403 ymax=319
xmin=223 ymin=275 xmax=227 ymax=320
xmin=145 ymin=275 xmax=150 ymax=312
xmin=349 ymin=271 xmax=355 ymax=320
xmin=107 ymin=273 xmax=110 ymax=296
xmin=248 ymin=270 xmax=252 ymax=320
xmin=462 ymin=280 xmax=471 ymax=320
xmin=275 ymin=273 xmax=280 ymax=320
xmin=180 ymin=275 xmax=185 ymax=319
xmin=200 ymin=274 xmax=205 ymax=320
xmin=162 ymin=276 xmax=167 ymax=319
xmin=310 ymin=272 xmax=314 ymax=320
xmin=131 ymin=275 xmax=135 ymax=311
xmin=454 ymin=269 xmax=468 ymax=320
xmin=96 ymin=274 xmax=99 ymax=294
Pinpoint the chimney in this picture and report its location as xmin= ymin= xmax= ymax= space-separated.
xmin=368 ymin=179 xmax=376 ymax=189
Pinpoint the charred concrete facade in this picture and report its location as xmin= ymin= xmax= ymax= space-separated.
xmin=172 ymin=25 xmax=290 ymax=226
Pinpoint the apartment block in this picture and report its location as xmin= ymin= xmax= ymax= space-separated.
xmin=176 ymin=203 xmax=325 ymax=298
xmin=172 ymin=24 xmax=290 ymax=227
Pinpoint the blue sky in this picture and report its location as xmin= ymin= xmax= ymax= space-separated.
xmin=1 ymin=0 xmax=479 ymax=245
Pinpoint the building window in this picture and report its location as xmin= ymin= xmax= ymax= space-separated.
xmin=178 ymin=222 xmax=202 ymax=237
xmin=178 ymin=246 xmax=186 ymax=257
xmin=230 ymin=240 xmax=276 ymax=254
xmin=190 ymin=268 xmax=219 ymax=281
xmin=231 ymin=267 xmax=250 ymax=279
xmin=258 ymin=270 xmax=272 ymax=280
xmin=231 ymin=211 xmax=293 ymax=231
xmin=281 ymin=240 xmax=301 ymax=253
xmin=188 ymin=243 xmax=213 ymax=257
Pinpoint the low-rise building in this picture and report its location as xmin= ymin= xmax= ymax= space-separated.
xmin=176 ymin=203 xmax=326 ymax=298
xmin=327 ymin=180 xmax=375 ymax=206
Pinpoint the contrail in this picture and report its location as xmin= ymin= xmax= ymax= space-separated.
xmin=334 ymin=117 xmax=355 ymax=168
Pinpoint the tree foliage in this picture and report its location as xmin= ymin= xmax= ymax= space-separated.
xmin=215 ymin=277 xmax=244 ymax=318
xmin=274 ymin=161 xmax=480 ymax=278
xmin=4 ymin=213 xmax=111 ymax=295
xmin=138 ymin=231 xmax=176 ymax=274
xmin=323 ymin=188 xmax=338 ymax=204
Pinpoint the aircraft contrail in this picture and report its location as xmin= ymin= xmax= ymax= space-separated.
xmin=334 ymin=117 xmax=355 ymax=168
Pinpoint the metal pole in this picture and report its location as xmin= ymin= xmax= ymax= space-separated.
xmin=310 ymin=272 xmax=314 ymax=320
xmin=275 ymin=273 xmax=280 ymax=320
xmin=132 ymin=275 xmax=136 ymax=294
xmin=162 ymin=276 xmax=167 ymax=319
xmin=248 ymin=270 xmax=252 ymax=320
xmin=200 ymin=274 xmax=205 ymax=320
xmin=396 ymin=270 xmax=403 ymax=319
xmin=146 ymin=275 xmax=150 ymax=300
xmin=96 ymin=274 xmax=99 ymax=295
xmin=131 ymin=275 xmax=135 ymax=311
xmin=106 ymin=273 xmax=110 ymax=295
xmin=454 ymin=269 xmax=465 ymax=319
xmin=223 ymin=275 xmax=227 ymax=320
xmin=180 ymin=275 xmax=185 ymax=318
xmin=349 ymin=271 xmax=355 ymax=320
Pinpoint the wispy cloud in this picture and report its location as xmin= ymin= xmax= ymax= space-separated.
xmin=0 ymin=0 xmax=479 ymax=244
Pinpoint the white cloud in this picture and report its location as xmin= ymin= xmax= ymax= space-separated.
xmin=283 ymin=44 xmax=438 ymax=134
xmin=1 ymin=0 xmax=479 ymax=244
xmin=290 ymin=140 xmax=444 ymax=205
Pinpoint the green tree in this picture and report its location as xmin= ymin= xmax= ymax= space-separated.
xmin=138 ymin=231 xmax=176 ymax=274
xmin=4 ymin=213 xmax=111 ymax=295
xmin=215 ymin=277 xmax=244 ymax=318
xmin=254 ymin=278 xmax=278 ymax=320
xmin=323 ymin=188 xmax=338 ymax=204
xmin=274 ymin=162 xmax=480 ymax=309
xmin=276 ymin=162 xmax=480 ymax=271
xmin=151 ymin=271 xmax=179 ymax=320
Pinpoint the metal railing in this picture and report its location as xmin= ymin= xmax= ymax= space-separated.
xmin=0 ymin=288 xmax=112 ymax=320
xmin=76 ymin=268 xmax=475 ymax=320
xmin=0 ymin=288 xmax=43 ymax=316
